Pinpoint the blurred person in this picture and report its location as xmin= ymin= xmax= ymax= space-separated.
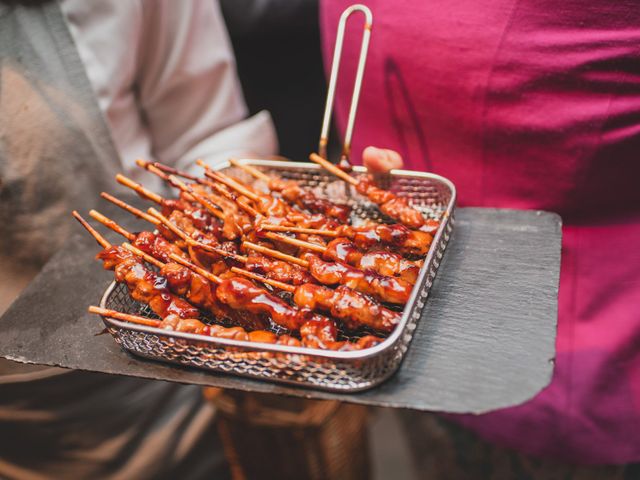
xmin=0 ymin=0 xmax=275 ymax=478
xmin=322 ymin=0 xmax=640 ymax=477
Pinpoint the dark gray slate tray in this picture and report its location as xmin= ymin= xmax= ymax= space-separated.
xmin=0 ymin=206 xmax=561 ymax=414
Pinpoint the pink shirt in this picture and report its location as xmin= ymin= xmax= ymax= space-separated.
xmin=322 ymin=0 xmax=640 ymax=464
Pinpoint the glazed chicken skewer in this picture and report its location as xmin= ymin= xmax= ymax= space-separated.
xmin=100 ymin=193 xmax=311 ymax=285
xmin=172 ymin=254 xmax=383 ymax=346
xmin=72 ymin=211 xmax=201 ymax=321
xmin=198 ymin=160 xmax=340 ymax=234
xmin=259 ymin=220 xmax=433 ymax=259
xmin=75 ymin=209 xmax=338 ymax=336
xmin=88 ymin=306 xmax=283 ymax=344
xmin=231 ymin=266 xmax=399 ymax=334
xmin=136 ymin=218 xmax=399 ymax=333
xmin=309 ymin=152 xmax=432 ymax=230
xmin=250 ymin=234 xmax=422 ymax=284
xmin=228 ymin=158 xmax=351 ymax=222
xmin=102 ymin=205 xmax=392 ymax=334
xmin=201 ymin=160 xmax=438 ymax=253
xmin=243 ymin=237 xmax=414 ymax=304
xmin=136 ymin=161 xmax=254 ymax=237
xmin=75 ymin=210 xmax=263 ymax=329
xmin=85 ymin=209 xmax=262 ymax=327
xmin=115 ymin=173 xmax=222 ymax=235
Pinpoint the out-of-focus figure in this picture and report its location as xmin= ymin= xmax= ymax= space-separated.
xmin=0 ymin=1 xmax=275 ymax=478
xmin=322 ymin=0 xmax=640 ymax=476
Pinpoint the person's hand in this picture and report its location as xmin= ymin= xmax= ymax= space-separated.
xmin=362 ymin=146 xmax=403 ymax=174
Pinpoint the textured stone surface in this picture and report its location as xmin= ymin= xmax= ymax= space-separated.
xmin=0 ymin=205 xmax=561 ymax=413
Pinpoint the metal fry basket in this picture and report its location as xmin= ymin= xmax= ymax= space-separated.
xmin=99 ymin=159 xmax=456 ymax=392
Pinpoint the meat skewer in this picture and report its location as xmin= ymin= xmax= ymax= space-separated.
xmin=100 ymin=194 xmax=235 ymax=270
xmin=148 ymin=209 xmax=315 ymax=286
xmin=229 ymin=159 xmax=351 ymax=222
xmin=137 ymin=161 xmax=253 ymax=238
xmin=136 ymin=159 xmax=260 ymax=220
xmin=255 ymin=228 xmax=424 ymax=282
xmin=167 ymin=252 xmax=348 ymax=347
xmin=88 ymin=209 xmax=189 ymax=263
xmin=309 ymin=152 xmax=431 ymax=230
xmin=121 ymin=242 xmax=265 ymax=330
xmin=231 ymin=266 xmax=398 ymax=335
xmin=116 ymin=173 xmax=221 ymax=235
xmin=242 ymin=239 xmax=414 ymax=304
xmin=89 ymin=306 xmax=280 ymax=343
xmin=258 ymin=234 xmax=422 ymax=284
xmin=100 ymin=195 xmax=305 ymax=287
xmin=258 ymin=222 xmax=434 ymax=257
xmin=72 ymin=211 xmax=201 ymax=320
xmin=198 ymin=160 xmax=339 ymax=234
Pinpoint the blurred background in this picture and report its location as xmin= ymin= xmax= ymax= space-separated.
xmin=220 ymin=0 xmax=337 ymax=161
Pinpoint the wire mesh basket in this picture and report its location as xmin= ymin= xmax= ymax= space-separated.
xmin=99 ymin=159 xmax=456 ymax=392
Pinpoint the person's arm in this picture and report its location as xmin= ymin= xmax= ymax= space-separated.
xmin=136 ymin=0 xmax=278 ymax=171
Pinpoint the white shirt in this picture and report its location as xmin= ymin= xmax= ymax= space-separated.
xmin=59 ymin=0 xmax=278 ymax=192
xmin=0 ymin=0 xmax=277 ymax=382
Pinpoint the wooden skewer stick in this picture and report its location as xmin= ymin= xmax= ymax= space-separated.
xmin=263 ymin=232 xmax=326 ymax=254
xmin=136 ymin=162 xmax=203 ymax=207
xmin=100 ymin=193 xmax=160 ymax=226
xmin=136 ymin=160 xmax=170 ymax=181
xmin=116 ymin=173 xmax=165 ymax=204
xmin=197 ymin=160 xmax=261 ymax=202
xmin=136 ymin=159 xmax=201 ymax=183
xmin=167 ymin=252 xmax=222 ymax=285
xmin=236 ymin=198 xmax=260 ymax=218
xmin=88 ymin=306 xmax=161 ymax=327
xmin=208 ymin=181 xmax=260 ymax=217
xmin=148 ymin=208 xmax=195 ymax=242
xmin=309 ymin=152 xmax=359 ymax=186
xmin=147 ymin=208 xmax=247 ymax=263
xmin=121 ymin=243 xmax=166 ymax=269
xmin=230 ymin=267 xmax=296 ymax=293
xmin=228 ymin=158 xmax=271 ymax=182
xmin=242 ymin=241 xmax=309 ymax=268
xmin=207 ymin=171 xmax=260 ymax=203
xmin=138 ymin=160 xmax=251 ymax=217
xmin=139 ymin=159 xmax=250 ymax=209
xmin=89 ymin=210 xmax=136 ymax=242
xmin=72 ymin=211 xmax=111 ymax=249
xmin=258 ymin=224 xmax=339 ymax=238
xmin=132 ymin=161 xmax=225 ymax=221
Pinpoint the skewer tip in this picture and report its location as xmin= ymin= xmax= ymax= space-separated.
xmin=72 ymin=210 xmax=111 ymax=249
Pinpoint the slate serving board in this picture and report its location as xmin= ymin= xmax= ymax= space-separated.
xmin=0 ymin=205 xmax=561 ymax=414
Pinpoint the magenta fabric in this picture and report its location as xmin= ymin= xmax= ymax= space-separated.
xmin=321 ymin=0 xmax=640 ymax=464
